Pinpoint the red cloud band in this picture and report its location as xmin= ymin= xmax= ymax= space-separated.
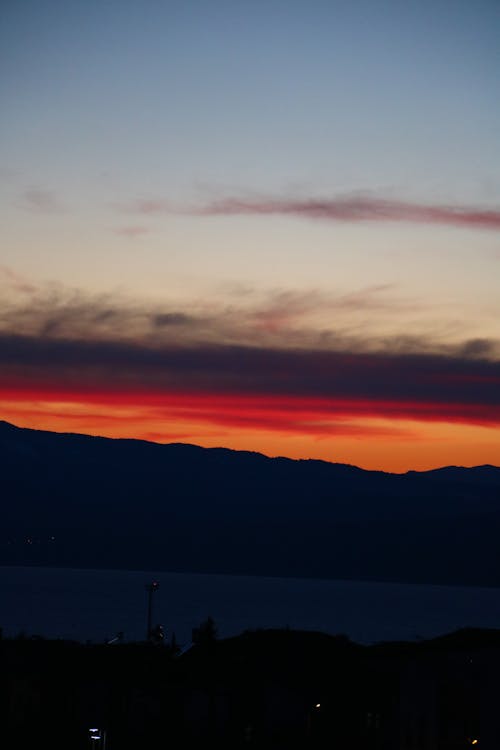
xmin=2 ymin=386 xmax=500 ymax=430
xmin=1 ymin=334 xmax=499 ymax=430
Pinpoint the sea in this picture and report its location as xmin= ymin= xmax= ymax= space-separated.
xmin=1 ymin=565 xmax=500 ymax=648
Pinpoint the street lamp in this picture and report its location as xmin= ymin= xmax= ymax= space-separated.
xmin=89 ymin=727 xmax=106 ymax=749
xmin=306 ymin=701 xmax=322 ymax=738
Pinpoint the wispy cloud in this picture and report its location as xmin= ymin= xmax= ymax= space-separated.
xmin=0 ymin=266 xmax=37 ymax=295
xmin=0 ymin=283 xmax=214 ymax=343
xmin=124 ymin=194 xmax=500 ymax=230
xmin=0 ymin=279 xmax=496 ymax=357
xmin=152 ymin=312 xmax=195 ymax=327
xmin=197 ymin=196 xmax=500 ymax=230
xmin=19 ymin=187 xmax=66 ymax=214
xmin=199 ymin=198 xmax=500 ymax=230
xmin=114 ymin=225 xmax=150 ymax=238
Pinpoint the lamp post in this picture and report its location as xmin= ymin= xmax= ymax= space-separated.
xmin=145 ymin=581 xmax=160 ymax=642
xmin=306 ymin=702 xmax=321 ymax=741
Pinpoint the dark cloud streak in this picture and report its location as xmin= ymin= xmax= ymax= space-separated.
xmin=1 ymin=333 xmax=499 ymax=425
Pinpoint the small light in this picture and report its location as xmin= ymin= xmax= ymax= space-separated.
xmin=315 ymin=703 xmax=321 ymax=709
xmin=471 ymin=741 xmax=478 ymax=746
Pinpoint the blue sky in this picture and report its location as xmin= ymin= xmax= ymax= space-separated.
xmin=2 ymin=0 xmax=499 ymax=200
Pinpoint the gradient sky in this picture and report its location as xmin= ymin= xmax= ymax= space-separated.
xmin=1 ymin=0 xmax=499 ymax=471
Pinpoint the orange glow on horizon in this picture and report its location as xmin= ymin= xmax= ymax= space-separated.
xmin=1 ymin=385 xmax=498 ymax=473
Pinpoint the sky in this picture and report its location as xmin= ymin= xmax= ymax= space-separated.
xmin=1 ymin=0 xmax=499 ymax=472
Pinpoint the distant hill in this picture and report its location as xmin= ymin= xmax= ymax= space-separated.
xmin=1 ymin=420 xmax=499 ymax=586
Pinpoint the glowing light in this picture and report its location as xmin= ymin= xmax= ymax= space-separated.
xmin=2 ymin=386 xmax=499 ymax=472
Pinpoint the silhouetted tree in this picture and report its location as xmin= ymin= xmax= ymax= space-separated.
xmin=192 ymin=616 xmax=217 ymax=646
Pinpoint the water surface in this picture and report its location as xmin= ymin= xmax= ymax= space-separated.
xmin=1 ymin=566 xmax=499 ymax=647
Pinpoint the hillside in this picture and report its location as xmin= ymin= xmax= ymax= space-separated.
xmin=1 ymin=420 xmax=499 ymax=585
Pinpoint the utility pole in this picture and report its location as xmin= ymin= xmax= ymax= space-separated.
xmin=145 ymin=581 xmax=160 ymax=641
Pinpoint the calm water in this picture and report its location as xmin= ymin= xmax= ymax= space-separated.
xmin=1 ymin=566 xmax=500 ymax=647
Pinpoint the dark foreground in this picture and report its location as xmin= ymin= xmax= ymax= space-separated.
xmin=2 ymin=626 xmax=500 ymax=749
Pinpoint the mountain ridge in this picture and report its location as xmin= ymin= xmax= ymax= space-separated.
xmin=1 ymin=419 xmax=497 ymax=476
xmin=1 ymin=420 xmax=499 ymax=586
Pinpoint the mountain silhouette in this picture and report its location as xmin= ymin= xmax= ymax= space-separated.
xmin=1 ymin=420 xmax=499 ymax=586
